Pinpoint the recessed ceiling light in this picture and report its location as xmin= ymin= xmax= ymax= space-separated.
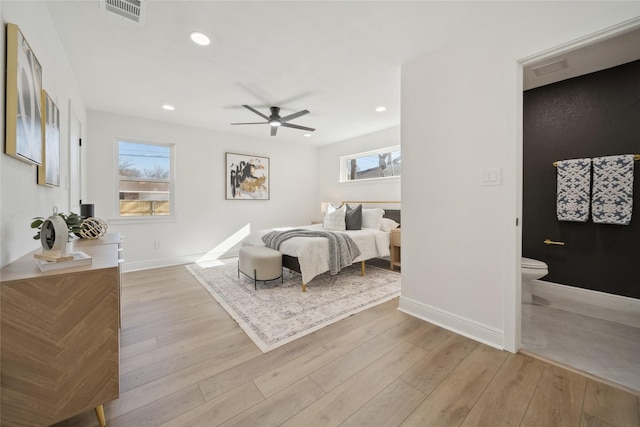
xmin=304 ymin=133 xmax=312 ymax=137
xmin=162 ymin=104 xmax=175 ymax=111
xmin=190 ymin=32 xmax=210 ymax=46
xmin=375 ymin=106 xmax=386 ymax=112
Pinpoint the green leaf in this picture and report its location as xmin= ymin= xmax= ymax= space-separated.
xmin=66 ymin=213 xmax=83 ymax=227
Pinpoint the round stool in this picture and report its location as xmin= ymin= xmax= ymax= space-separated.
xmin=238 ymin=246 xmax=283 ymax=289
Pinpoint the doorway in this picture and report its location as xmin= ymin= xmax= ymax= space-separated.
xmin=69 ymin=103 xmax=82 ymax=213
xmin=517 ymin=19 xmax=640 ymax=392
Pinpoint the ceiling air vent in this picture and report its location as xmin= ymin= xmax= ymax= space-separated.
xmin=101 ymin=0 xmax=145 ymax=24
xmin=532 ymin=59 xmax=569 ymax=77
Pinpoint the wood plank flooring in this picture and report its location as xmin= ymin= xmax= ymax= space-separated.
xmin=53 ymin=265 xmax=640 ymax=427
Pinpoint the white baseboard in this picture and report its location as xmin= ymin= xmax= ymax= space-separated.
xmin=398 ymin=296 xmax=504 ymax=351
xmin=121 ymin=252 xmax=239 ymax=273
xmin=531 ymin=280 xmax=640 ymax=328
xmin=121 ymin=254 xmax=200 ymax=272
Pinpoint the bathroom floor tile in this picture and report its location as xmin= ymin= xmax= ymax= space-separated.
xmin=521 ymin=303 xmax=640 ymax=392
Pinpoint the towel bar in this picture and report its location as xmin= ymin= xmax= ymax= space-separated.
xmin=553 ymin=154 xmax=640 ymax=167
xmin=544 ymin=239 xmax=565 ymax=246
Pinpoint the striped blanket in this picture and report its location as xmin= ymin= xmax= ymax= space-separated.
xmin=262 ymin=229 xmax=361 ymax=275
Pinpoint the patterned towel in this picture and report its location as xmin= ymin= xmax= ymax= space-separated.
xmin=592 ymin=155 xmax=634 ymax=225
xmin=262 ymin=229 xmax=361 ymax=275
xmin=556 ymin=158 xmax=591 ymax=222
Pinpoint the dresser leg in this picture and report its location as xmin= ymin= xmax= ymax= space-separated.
xmin=95 ymin=405 xmax=106 ymax=427
xmin=361 ymin=261 xmax=365 ymax=276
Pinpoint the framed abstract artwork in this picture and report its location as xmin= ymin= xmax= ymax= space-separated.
xmin=38 ymin=90 xmax=61 ymax=186
xmin=225 ymin=152 xmax=270 ymax=200
xmin=5 ymin=23 xmax=43 ymax=165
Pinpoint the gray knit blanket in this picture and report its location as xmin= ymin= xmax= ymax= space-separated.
xmin=261 ymin=229 xmax=361 ymax=275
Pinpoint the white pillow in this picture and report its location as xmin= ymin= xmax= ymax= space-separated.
xmin=380 ymin=217 xmax=400 ymax=232
xmin=323 ymin=204 xmax=346 ymax=231
xmin=361 ymin=208 xmax=385 ymax=229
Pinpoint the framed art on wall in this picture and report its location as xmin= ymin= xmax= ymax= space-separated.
xmin=225 ymin=152 xmax=270 ymax=200
xmin=5 ymin=23 xmax=44 ymax=165
xmin=38 ymin=90 xmax=61 ymax=186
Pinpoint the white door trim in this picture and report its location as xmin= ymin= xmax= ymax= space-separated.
xmin=511 ymin=16 xmax=640 ymax=353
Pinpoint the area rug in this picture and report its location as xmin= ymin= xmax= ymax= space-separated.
xmin=185 ymin=259 xmax=401 ymax=352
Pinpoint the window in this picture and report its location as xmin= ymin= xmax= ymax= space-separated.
xmin=117 ymin=140 xmax=173 ymax=217
xmin=340 ymin=146 xmax=401 ymax=182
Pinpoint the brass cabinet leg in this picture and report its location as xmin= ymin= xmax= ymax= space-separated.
xmin=302 ymin=283 xmax=307 ymax=292
xmin=95 ymin=405 xmax=106 ymax=427
xmin=361 ymin=261 xmax=365 ymax=276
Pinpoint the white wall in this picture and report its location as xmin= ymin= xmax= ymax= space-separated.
xmin=0 ymin=1 xmax=87 ymax=267
xmin=399 ymin=3 xmax=639 ymax=351
xmin=86 ymin=111 xmax=319 ymax=271
xmin=316 ymin=126 xmax=401 ymax=214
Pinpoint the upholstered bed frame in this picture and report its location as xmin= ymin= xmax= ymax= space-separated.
xmin=282 ymin=201 xmax=401 ymax=275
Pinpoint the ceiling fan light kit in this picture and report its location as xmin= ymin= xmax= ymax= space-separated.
xmin=231 ymin=105 xmax=315 ymax=136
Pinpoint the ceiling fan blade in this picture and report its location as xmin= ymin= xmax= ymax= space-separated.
xmin=242 ymin=105 xmax=269 ymax=120
xmin=280 ymin=110 xmax=309 ymax=123
xmin=230 ymin=122 xmax=268 ymax=125
xmin=271 ymin=126 xmax=278 ymax=136
xmin=281 ymin=123 xmax=316 ymax=132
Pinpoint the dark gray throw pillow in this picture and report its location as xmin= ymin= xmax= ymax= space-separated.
xmin=346 ymin=204 xmax=362 ymax=230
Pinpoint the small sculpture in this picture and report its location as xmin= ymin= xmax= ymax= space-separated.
xmin=42 ymin=207 xmax=68 ymax=252
xmin=79 ymin=217 xmax=108 ymax=239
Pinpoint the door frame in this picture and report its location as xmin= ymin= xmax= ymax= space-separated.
xmin=510 ymin=17 xmax=640 ymax=353
xmin=68 ymin=100 xmax=82 ymax=214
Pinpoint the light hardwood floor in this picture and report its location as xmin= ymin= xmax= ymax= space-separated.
xmin=53 ymin=265 xmax=640 ymax=427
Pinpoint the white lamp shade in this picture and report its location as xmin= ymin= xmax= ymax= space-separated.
xmin=320 ymin=202 xmax=332 ymax=213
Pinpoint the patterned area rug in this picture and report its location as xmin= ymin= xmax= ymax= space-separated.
xmin=185 ymin=259 xmax=401 ymax=352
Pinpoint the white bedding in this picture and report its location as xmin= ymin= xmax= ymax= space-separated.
xmin=241 ymin=224 xmax=391 ymax=284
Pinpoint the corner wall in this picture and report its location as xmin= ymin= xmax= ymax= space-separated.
xmin=86 ymin=111 xmax=319 ymax=271
xmin=316 ymin=126 xmax=401 ymax=216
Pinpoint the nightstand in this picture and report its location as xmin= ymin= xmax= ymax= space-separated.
xmin=390 ymin=228 xmax=401 ymax=271
xmin=311 ymin=220 xmax=323 ymax=225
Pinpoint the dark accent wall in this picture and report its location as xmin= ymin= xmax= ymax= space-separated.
xmin=523 ymin=60 xmax=640 ymax=299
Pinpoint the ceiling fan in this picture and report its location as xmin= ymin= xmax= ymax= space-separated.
xmin=231 ymin=105 xmax=316 ymax=136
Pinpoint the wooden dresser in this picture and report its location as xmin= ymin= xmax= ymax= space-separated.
xmin=1 ymin=233 xmax=122 ymax=426
xmin=390 ymin=228 xmax=401 ymax=271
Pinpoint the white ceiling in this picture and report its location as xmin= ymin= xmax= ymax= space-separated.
xmin=44 ymin=1 xmax=640 ymax=146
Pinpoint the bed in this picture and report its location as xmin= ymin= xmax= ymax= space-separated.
xmin=240 ymin=201 xmax=400 ymax=291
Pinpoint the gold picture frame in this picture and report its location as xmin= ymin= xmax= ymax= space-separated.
xmin=5 ymin=23 xmax=44 ymax=165
xmin=38 ymin=90 xmax=61 ymax=186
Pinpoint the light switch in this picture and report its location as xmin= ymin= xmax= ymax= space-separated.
xmin=481 ymin=168 xmax=501 ymax=186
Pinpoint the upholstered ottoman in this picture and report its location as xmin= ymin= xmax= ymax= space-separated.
xmin=238 ymin=246 xmax=283 ymax=289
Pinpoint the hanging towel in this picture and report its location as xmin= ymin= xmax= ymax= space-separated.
xmin=592 ymin=155 xmax=634 ymax=225
xmin=556 ymin=158 xmax=591 ymax=222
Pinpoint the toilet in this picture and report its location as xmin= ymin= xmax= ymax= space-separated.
xmin=521 ymin=257 xmax=548 ymax=304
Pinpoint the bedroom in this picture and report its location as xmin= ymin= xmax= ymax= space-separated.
xmin=1 ymin=1 xmax=639 ymax=425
